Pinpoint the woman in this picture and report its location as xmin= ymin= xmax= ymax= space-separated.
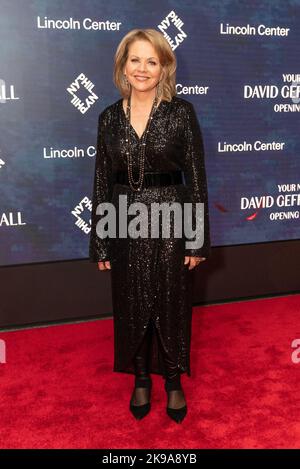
xmin=89 ymin=29 xmax=211 ymax=424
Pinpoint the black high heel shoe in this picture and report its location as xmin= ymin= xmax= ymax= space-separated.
xmin=129 ymin=376 xmax=152 ymax=420
xmin=165 ymin=378 xmax=187 ymax=423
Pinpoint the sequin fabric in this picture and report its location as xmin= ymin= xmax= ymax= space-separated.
xmin=89 ymin=96 xmax=211 ymax=377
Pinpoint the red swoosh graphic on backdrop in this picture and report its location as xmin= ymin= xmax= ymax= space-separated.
xmin=214 ymin=199 xmax=264 ymax=220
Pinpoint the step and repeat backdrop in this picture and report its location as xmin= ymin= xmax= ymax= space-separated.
xmin=0 ymin=0 xmax=299 ymax=266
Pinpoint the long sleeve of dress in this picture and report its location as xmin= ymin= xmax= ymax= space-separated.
xmin=182 ymin=102 xmax=211 ymax=259
xmin=89 ymin=111 xmax=113 ymax=262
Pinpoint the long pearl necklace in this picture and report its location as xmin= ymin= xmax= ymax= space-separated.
xmin=125 ymin=90 xmax=159 ymax=192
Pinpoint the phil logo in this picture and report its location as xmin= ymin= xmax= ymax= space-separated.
xmin=71 ymin=196 xmax=92 ymax=234
xmin=0 ymin=79 xmax=19 ymax=104
xmin=291 ymin=339 xmax=300 ymax=363
xmin=67 ymin=73 xmax=98 ymax=114
xmin=0 ymin=339 xmax=6 ymax=364
xmin=158 ymin=10 xmax=187 ymax=50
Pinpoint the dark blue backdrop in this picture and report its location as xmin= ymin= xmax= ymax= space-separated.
xmin=0 ymin=0 xmax=299 ymax=266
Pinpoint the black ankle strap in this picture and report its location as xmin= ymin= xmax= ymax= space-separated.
xmin=135 ymin=376 xmax=152 ymax=388
xmin=165 ymin=378 xmax=182 ymax=392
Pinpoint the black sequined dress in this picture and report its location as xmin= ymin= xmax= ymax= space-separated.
xmin=89 ymin=96 xmax=211 ymax=377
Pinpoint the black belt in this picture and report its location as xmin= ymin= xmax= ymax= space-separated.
xmin=113 ymin=170 xmax=185 ymax=188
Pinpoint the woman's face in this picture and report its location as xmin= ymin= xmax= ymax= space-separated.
xmin=123 ymin=39 xmax=163 ymax=94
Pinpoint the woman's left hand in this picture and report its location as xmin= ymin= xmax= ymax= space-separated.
xmin=184 ymin=256 xmax=206 ymax=270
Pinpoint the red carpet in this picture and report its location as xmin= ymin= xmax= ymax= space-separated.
xmin=1 ymin=293 xmax=300 ymax=449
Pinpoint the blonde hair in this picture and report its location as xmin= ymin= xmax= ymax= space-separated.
xmin=113 ymin=28 xmax=177 ymax=102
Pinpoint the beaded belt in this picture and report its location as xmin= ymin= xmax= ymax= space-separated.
xmin=113 ymin=170 xmax=185 ymax=188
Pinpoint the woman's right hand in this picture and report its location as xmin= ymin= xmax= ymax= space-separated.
xmin=98 ymin=261 xmax=111 ymax=271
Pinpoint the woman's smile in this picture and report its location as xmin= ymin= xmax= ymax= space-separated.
xmin=134 ymin=76 xmax=150 ymax=81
